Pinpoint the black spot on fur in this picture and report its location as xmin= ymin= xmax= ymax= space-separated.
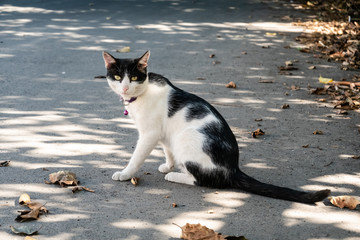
xmin=185 ymin=161 xmax=232 ymax=188
xmin=148 ymin=72 xmax=168 ymax=86
xmin=199 ymin=121 xmax=239 ymax=169
xmin=168 ymin=88 xmax=212 ymax=121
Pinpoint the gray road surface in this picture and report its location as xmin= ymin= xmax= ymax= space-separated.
xmin=1 ymin=0 xmax=359 ymax=239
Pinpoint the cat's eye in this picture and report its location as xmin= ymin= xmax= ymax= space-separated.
xmin=114 ymin=75 xmax=121 ymax=81
xmin=131 ymin=76 xmax=138 ymax=81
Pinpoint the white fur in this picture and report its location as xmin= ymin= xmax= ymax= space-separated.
xmin=108 ymin=76 xmax=217 ymax=185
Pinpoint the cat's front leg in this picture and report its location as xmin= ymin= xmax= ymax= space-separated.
xmin=158 ymin=144 xmax=175 ymax=174
xmin=112 ymin=132 xmax=159 ymax=181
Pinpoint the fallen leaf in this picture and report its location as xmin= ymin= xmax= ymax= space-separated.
xmin=116 ymin=46 xmax=131 ymax=53
xmin=281 ymin=104 xmax=290 ymax=109
xmin=131 ymin=177 xmax=140 ymax=186
xmin=0 ymin=160 xmax=10 ymax=167
xmin=72 ymin=186 xmax=95 ymax=193
xmin=19 ymin=193 xmax=31 ymax=205
xmin=313 ymin=130 xmax=323 ymax=135
xmin=174 ymin=223 xmax=247 ymax=240
xmin=207 ymin=209 xmax=215 ymax=214
xmin=176 ymin=223 xmax=224 ymax=240
xmin=302 ymin=144 xmax=310 ymax=148
xmin=285 ymin=60 xmax=293 ymax=66
xmin=172 ymin=202 xmax=178 ymax=208
xmin=26 ymin=202 xmax=48 ymax=213
xmin=291 ymin=85 xmax=300 ymax=91
xmin=209 ymin=54 xmax=215 ymax=58
xmin=319 ymin=76 xmax=333 ymax=84
xmin=278 ymin=65 xmax=298 ymax=71
xmin=10 ymin=225 xmax=42 ymax=236
xmin=15 ymin=207 xmax=41 ymax=222
xmin=311 ymin=87 xmax=327 ymax=95
xmin=266 ymin=32 xmax=277 ymax=36
xmin=225 ymin=81 xmax=236 ymax=88
xmin=252 ymin=128 xmax=265 ymax=138
xmin=254 ymin=118 xmax=263 ymax=122
xmin=48 ymin=171 xmax=78 ymax=187
xmin=329 ymin=196 xmax=360 ymax=210
xmin=308 ymin=65 xmax=316 ymax=69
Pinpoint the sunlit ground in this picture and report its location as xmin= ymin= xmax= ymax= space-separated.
xmin=0 ymin=0 xmax=359 ymax=239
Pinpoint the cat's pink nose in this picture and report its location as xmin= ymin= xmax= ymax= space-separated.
xmin=123 ymin=86 xmax=129 ymax=92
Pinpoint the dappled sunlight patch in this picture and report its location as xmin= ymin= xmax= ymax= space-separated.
xmin=39 ymin=213 xmax=89 ymax=223
xmin=243 ymin=162 xmax=276 ymax=170
xmin=283 ymin=203 xmax=360 ymax=233
xmin=0 ymin=5 xmax=65 ymax=14
xmin=301 ymin=184 xmax=351 ymax=194
xmin=0 ymin=184 xmax=65 ymax=198
xmin=203 ymin=191 xmax=248 ymax=208
xmin=144 ymin=188 xmax=172 ymax=195
xmin=112 ymin=219 xmax=154 ymax=229
xmin=311 ymin=173 xmax=360 ymax=188
xmin=8 ymin=161 xmax=82 ymax=170
xmin=266 ymin=108 xmax=282 ymax=112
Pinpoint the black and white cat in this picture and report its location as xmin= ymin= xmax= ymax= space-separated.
xmin=102 ymin=51 xmax=330 ymax=203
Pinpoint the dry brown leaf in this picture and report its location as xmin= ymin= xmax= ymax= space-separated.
xmin=174 ymin=223 xmax=247 ymax=240
xmin=252 ymin=128 xmax=265 ymax=138
xmin=278 ymin=65 xmax=298 ymax=71
xmin=10 ymin=225 xmax=42 ymax=236
xmin=116 ymin=46 xmax=130 ymax=53
xmin=0 ymin=160 xmax=10 ymax=167
xmin=281 ymin=104 xmax=290 ymax=109
xmin=15 ymin=208 xmax=41 ymax=222
xmin=131 ymin=177 xmax=140 ymax=186
xmin=172 ymin=202 xmax=178 ymax=208
xmin=225 ymin=81 xmax=236 ymax=88
xmin=26 ymin=202 xmax=48 ymax=213
xmin=177 ymin=223 xmax=225 ymax=240
xmin=329 ymin=196 xmax=360 ymax=210
xmin=258 ymin=80 xmax=274 ymax=83
xmin=48 ymin=171 xmax=78 ymax=187
xmin=308 ymin=65 xmax=316 ymax=69
xmin=72 ymin=186 xmax=95 ymax=193
xmin=313 ymin=130 xmax=324 ymax=135
xmin=19 ymin=193 xmax=31 ymax=205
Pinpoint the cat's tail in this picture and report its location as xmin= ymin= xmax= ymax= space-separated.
xmin=232 ymin=169 xmax=330 ymax=203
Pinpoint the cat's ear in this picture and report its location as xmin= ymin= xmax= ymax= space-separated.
xmin=103 ymin=51 xmax=116 ymax=69
xmin=137 ymin=51 xmax=150 ymax=72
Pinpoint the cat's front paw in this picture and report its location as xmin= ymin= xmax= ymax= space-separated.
xmin=158 ymin=163 xmax=174 ymax=174
xmin=112 ymin=171 xmax=131 ymax=181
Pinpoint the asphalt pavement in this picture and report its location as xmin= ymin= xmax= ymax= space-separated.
xmin=0 ymin=0 xmax=359 ymax=239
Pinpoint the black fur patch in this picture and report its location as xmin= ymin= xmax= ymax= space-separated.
xmin=148 ymin=73 xmax=168 ymax=86
xmin=185 ymin=161 xmax=233 ymax=188
xmin=168 ymin=88 xmax=211 ymax=121
xmin=199 ymin=121 xmax=239 ymax=169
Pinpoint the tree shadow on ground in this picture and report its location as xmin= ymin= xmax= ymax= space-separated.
xmin=0 ymin=0 xmax=359 ymax=239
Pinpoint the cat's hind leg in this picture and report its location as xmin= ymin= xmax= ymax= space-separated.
xmin=164 ymin=172 xmax=196 ymax=186
xmin=158 ymin=144 xmax=175 ymax=174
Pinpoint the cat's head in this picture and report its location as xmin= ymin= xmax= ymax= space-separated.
xmin=102 ymin=51 xmax=150 ymax=99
